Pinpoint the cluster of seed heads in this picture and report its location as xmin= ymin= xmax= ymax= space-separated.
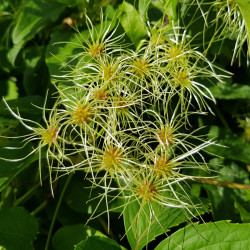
xmin=3 ymin=9 xmax=233 ymax=225
xmin=192 ymin=0 xmax=247 ymax=64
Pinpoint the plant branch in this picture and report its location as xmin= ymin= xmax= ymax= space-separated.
xmin=212 ymin=104 xmax=230 ymax=130
xmin=193 ymin=177 xmax=250 ymax=190
xmin=14 ymin=173 xmax=49 ymax=206
xmin=45 ymin=174 xmax=73 ymax=250
xmin=31 ymin=200 xmax=48 ymax=216
xmin=98 ymin=217 xmax=116 ymax=241
xmin=14 ymin=182 xmax=41 ymax=206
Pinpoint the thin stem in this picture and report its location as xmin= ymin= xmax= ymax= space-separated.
xmin=45 ymin=174 xmax=73 ymax=250
xmin=212 ymin=104 xmax=230 ymax=130
xmin=14 ymin=182 xmax=41 ymax=206
xmin=193 ymin=177 xmax=250 ymax=190
xmin=98 ymin=217 xmax=116 ymax=241
xmin=14 ymin=173 xmax=49 ymax=206
xmin=31 ymin=200 xmax=48 ymax=216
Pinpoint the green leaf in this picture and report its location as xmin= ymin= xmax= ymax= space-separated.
xmin=23 ymin=46 xmax=49 ymax=96
xmin=118 ymin=1 xmax=147 ymax=47
xmin=9 ymin=0 xmax=65 ymax=64
xmin=124 ymin=199 xmax=206 ymax=250
xmin=0 ymin=96 xmax=44 ymax=116
xmin=233 ymin=196 xmax=250 ymax=223
xmin=236 ymin=0 xmax=250 ymax=56
xmin=4 ymin=80 xmax=19 ymax=101
xmin=54 ymin=0 xmax=82 ymax=7
xmin=0 ymin=96 xmax=44 ymax=192
xmin=164 ymin=0 xmax=178 ymax=21
xmin=209 ymin=82 xmax=250 ymax=99
xmin=203 ymin=158 xmax=250 ymax=221
xmin=138 ymin=0 xmax=153 ymax=21
xmin=74 ymin=236 xmax=122 ymax=250
xmin=7 ymin=40 xmax=26 ymax=66
xmin=0 ymin=46 xmax=12 ymax=70
xmin=64 ymin=174 xmax=107 ymax=214
xmin=12 ymin=0 xmax=64 ymax=44
xmin=45 ymin=29 xmax=87 ymax=77
xmin=155 ymin=221 xmax=250 ymax=250
xmin=207 ymin=126 xmax=250 ymax=163
xmin=52 ymin=224 xmax=105 ymax=250
xmin=0 ymin=144 xmax=40 ymax=192
xmin=0 ymin=207 xmax=38 ymax=250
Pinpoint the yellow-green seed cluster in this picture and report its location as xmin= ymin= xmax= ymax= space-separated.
xmin=3 ymin=15 xmax=225 ymax=218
